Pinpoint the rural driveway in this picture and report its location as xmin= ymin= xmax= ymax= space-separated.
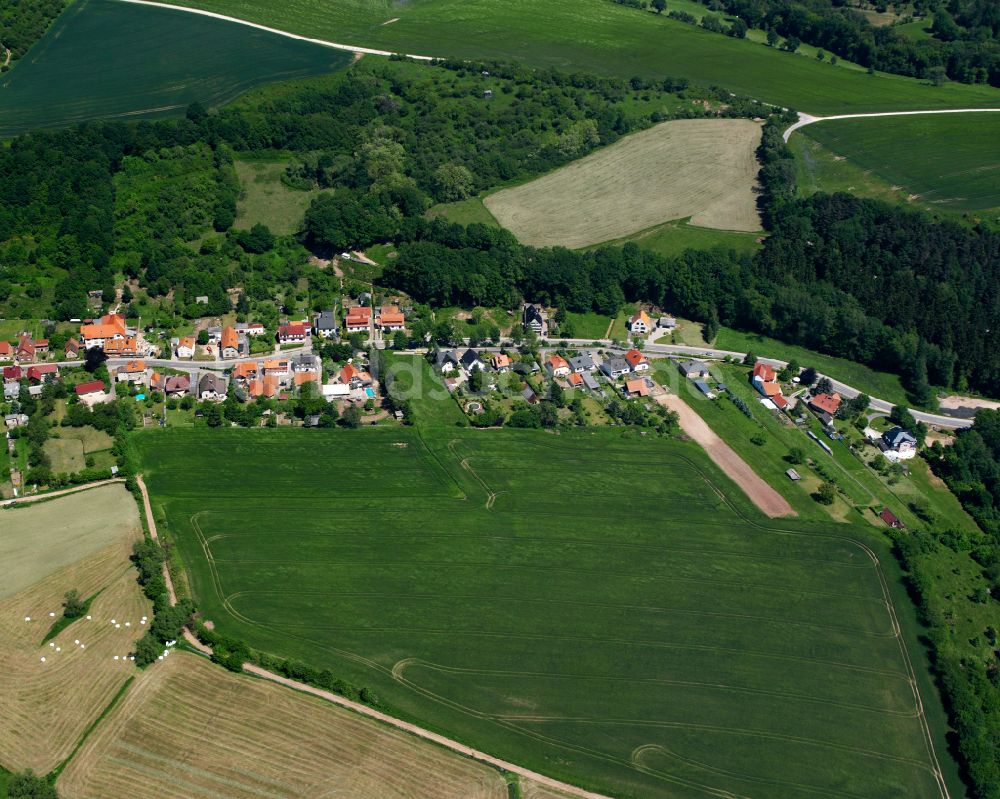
xmin=783 ymin=107 xmax=1000 ymax=141
xmin=114 ymin=0 xmax=437 ymax=60
xmin=0 ymin=477 xmax=125 ymax=507
xmin=654 ymin=393 xmax=796 ymax=518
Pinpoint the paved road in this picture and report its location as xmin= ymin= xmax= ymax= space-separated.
xmin=783 ymin=107 xmax=1000 ymax=141
xmin=115 ymin=0 xmax=437 ymax=60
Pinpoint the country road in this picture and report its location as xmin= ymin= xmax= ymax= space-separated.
xmin=783 ymin=107 xmax=1000 ymax=140
xmin=114 ymin=0 xmax=437 ymax=60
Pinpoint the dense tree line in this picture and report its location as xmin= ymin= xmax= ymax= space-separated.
xmin=696 ymin=0 xmax=1000 ymax=85
xmin=0 ymin=0 xmax=66 ymax=64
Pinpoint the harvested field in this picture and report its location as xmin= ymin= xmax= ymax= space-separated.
xmin=0 ymin=546 xmax=149 ymax=774
xmin=522 ymin=780 xmax=581 ymax=799
xmin=655 ymin=392 xmax=795 ymax=517
xmin=58 ymin=651 xmax=508 ymax=799
xmin=0 ymin=484 xmax=140 ymax=600
xmin=484 ymin=119 xmax=762 ymax=248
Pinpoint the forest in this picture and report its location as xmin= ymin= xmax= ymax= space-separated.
xmin=696 ymin=0 xmax=1000 ymax=85
xmin=0 ymin=0 xmax=66 ymax=64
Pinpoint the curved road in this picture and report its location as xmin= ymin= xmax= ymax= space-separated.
xmin=114 ymin=0 xmax=437 ymax=60
xmin=783 ymin=107 xmax=1000 ymax=141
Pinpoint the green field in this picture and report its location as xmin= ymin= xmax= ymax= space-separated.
xmin=136 ymin=424 xmax=957 ymax=799
xmin=562 ymin=311 xmax=613 ymax=340
xmin=0 ymin=0 xmax=353 ymax=136
xmin=796 ymin=113 xmax=1000 ymax=219
xmin=427 ymin=197 xmax=500 ymax=228
xmin=168 ymin=0 xmax=1000 ymax=113
xmin=714 ymin=326 xmax=913 ymax=407
xmin=234 ymin=158 xmax=324 ymax=235
xmin=598 ymin=217 xmax=764 ymax=258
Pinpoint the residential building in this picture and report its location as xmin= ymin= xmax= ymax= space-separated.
xmin=75 ymin=380 xmax=108 ymax=406
xmin=521 ymin=386 xmax=538 ymax=404
xmin=232 ymin=362 xmax=259 ymax=384
xmin=751 ymin=362 xmax=787 ymax=410
xmin=881 ymin=427 xmax=918 ymax=460
xmin=249 ymin=375 xmax=280 ymax=399
xmin=434 ymin=349 xmax=462 ymax=374
xmin=679 ymin=360 xmax=710 ymax=380
xmin=657 ymin=316 xmax=676 ymax=331
xmin=80 ymin=313 xmax=130 ymax=350
xmin=546 ymin=354 xmax=570 ymax=378
xmin=198 ymin=373 xmax=224 ymax=401
xmin=220 ymin=326 xmax=241 ymax=359
xmin=165 ymin=375 xmax=190 ymax=397
xmin=624 ymin=349 xmax=649 ymax=372
xmin=567 ymin=372 xmax=584 ymax=388
xmin=322 ymin=383 xmax=350 ymax=401
xmin=292 ymin=352 xmax=320 ymax=373
xmin=27 ymin=364 xmax=58 ymax=383
xmin=624 ymin=378 xmax=650 ymax=398
xmin=567 ymin=354 xmax=595 ymax=373
xmin=263 ymin=359 xmax=290 ymax=377
xmin=582 ymin=372 xmax=601 ymax=391
xmin=116 ymin=360 xmax=148 ymax=383
xmin=313 ymin=310 xmax=338 ymax=339
xmin=242 ymin=322 xmax=267 ymax=337
xmin=103 ymin=337 xmax=140 ymax=358
xmin=376 ymin=305 xmax=406 ymax=331
xmin=751 ymin=362 xmax=776 ymax=383
xmin=277 ymin=323 xmax=308 ymax=344
xmin=344 ymin=306 xmax=372 ymax=333
xmin=176 ymin=336 xmax=196 ymax=359
xmin=627 ymin=310 xmax=652 ymax=336
xmin=522 ymin=304 xmax=547 ymax=336
xmin=808 ymin=392 xmax=842 ymax=417
xmin=339 ymin=363 xmax=359 ymax=385
xmin=0 ymin=341 xmax=12 ymax=360
xmin=3 ymin=365 xmax=22 ymax=381
xmin=294 ymin=371 xmax=319 ymax=389
xmin=4 ymin=381 xmax=19 ymax=400
xmin=64 ymin=338 xmax=80 ymax=358
xmin=5 ymin=413 xmax=29 ymax=429
xmin=16 ymin=335 xmax=36 ymax=363
xmin=600 ymin=356 xmax=631 ymax=380
xmin=491 ymin=353 xmax=512 ymax=372
xmin=460 ymin=349 xmax=485 ymax=373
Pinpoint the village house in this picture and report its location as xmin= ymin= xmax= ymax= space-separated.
xmin=249 ymin=375 xmax=280 ymax=400
xmin=679 ymin=360 xmax=710 ymax=380
xmin=175 ymin=336 xmax=196 ymax=359
xmin=567 ymin=353 xmax=595 ymax=373
xmin=522 ymin=304 xmax=548 ymax=337
xmin=3 ymin=365 xmax=22 ymax=381
xmin=294 ymin=370 xmax=319 ymax=389
xmin=198 ymin=373 xmax=224 ymax=401
xmin=491 ymin=353 xmax=512 ymax=373
xmin=103 ymin=337 xmax=141 ymax=358
xmin=460 ymin=349 xmax=486 ymax=373
xmin=808 ymin=392 xmax=842 ymax=419
xmin=881 ymin=427 xmax=918 ymax=460
xmin=344 ymin=306 xmax=372 ymax=334
xmin=600 ymin=356 xmax=631 ymax=380
xmin=292 ymin=352 xmax=320 ymax=373
xmin=376 ymin=305 xmax=406 ymax=332
xmin=546 ymin=354 xmax=571 ymax=378
xmin=627 ymin=310 xmax=653 ymax=336
xmin=313 ymin=310 xmax=339 ymax=339
xmin=434 ymin=348 xmax=462 ymax=374
xmin=0 ymin=341 xmax=13 ymax=360
xmin=220 ymin=326 xmax=242 ymax=359
xmin=322 ymin=383 xmax=350 ymax=401
xmin=16 ymin=335 xmax=37 ymax=363
xmin=80 ymin=313 xmax=131 ymax=350
xmin=239 ymin=322 xmax=267 ymax=337
xmin=277 ymin=323 xmax=308 ymax=344
xmin=624 ymin=378 xmax=651 ymax=398
xmin=27 ymin=364 xmax=59 ymax=383
xmin=232 ymin=362 xmax=259 ymax=384
xmin=75 ymin=379 xmax=108 ymax=406
xmin=64 ymin=338 xmax=80 ymax=359
xmin=152 ymin=373 xmax=191 ymax=397
xmin=567 ymin=372 xmax=584 ymax=389
xmin=5 ymin=413 xmax=29 ymax=429
xmin=116 ymin=360 xmax=149 ymax=384
xmin=751 ymin=363 xmax=788 ymax=410
xmin=4 ymin=381 xmax=20 ymax=400
xmin=624 ymin=349 xmax=649 ymax=372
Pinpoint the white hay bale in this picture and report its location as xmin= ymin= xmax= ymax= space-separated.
xmin=49 ymin=612 xmax=55 ymax=617
xmin=40 ymin=657 xmax=46 ymax=662
xmin=24 ymin=616 xmax=31 ymax=622
xmin=113 ymin=655 xmax=119 ymax=660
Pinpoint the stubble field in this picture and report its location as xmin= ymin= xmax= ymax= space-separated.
xmin=134 ymin=425 xmax=952 ymax=799
xmin=58 ymin=651 xmax=507 ymax=799
xmin=0 ymin=485 xmax=147 ymax=774
xmin=485 ymin=119 xmax=763 ymax=249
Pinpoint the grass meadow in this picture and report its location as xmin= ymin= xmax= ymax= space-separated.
xmin=485 ymin=119 xmax=763 ymax=248
xmin=596 ymin=218 xmax=764 ymax=258
xmin=427 ymin=197 xmax=500 ymax=228
xmin=234 ymin=158 xmax=324 ymax=235
xmin=135 ymin=425 xmax=956 ymax=799
xmin=170 ymin=0 xmax=1000 ymax=113
xmin=796 ymin=113 xmax=1000 ymax=219
xmin=0 ymin=0 xmax=353 ymax=136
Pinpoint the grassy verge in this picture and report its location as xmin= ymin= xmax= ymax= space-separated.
xmin=596 ymin=217 xmax=764 ymax=258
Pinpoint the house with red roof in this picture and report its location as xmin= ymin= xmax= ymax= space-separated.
xmin=376 ymin=305 xmax=405 ymax=331
xmin=220 ymin=326 xmax=242 ymax=359
xmin=16 ymin=335 xmax=37 ymax=363
xmin=3 ymin=365 xmax=22 ymax=381
xmin=808 ymin=392 xmax=842 ymax=418
xmin=751 ymin=361 xmax=788 ymax=411
xmin=627 ymin=309 xmax=653 ymax=336
xmin=75 ymin=379 xmax=108 ymax=406
xmin=64 ymin=338 xmax=80 ymax=359
xmin=0 ymin=341 xmax=13 ymax=361
xmin=344 ymin=306 xmax=372 ymax=333
xmin=277 ymin=323 xmax=307 ymax=344
xmin=546 ymin=354 xmax=570 ymax=378
xmin=27 ymin=364 xmax=58 ymax=383
xmin=624 ymin=349 xmax=649 ymax=372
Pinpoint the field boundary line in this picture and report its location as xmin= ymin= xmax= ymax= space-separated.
xmin=0 ymin=477 xmax=125 ymax=507
xmin=111 ymin=0 xmax=438 ymax=61
xmin=784 ymin=107 xmax=1000 ymax=141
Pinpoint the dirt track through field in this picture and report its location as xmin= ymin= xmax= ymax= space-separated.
xmin=655 ymin=393 xmax=796 ymax=518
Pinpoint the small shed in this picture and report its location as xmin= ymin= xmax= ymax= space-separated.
xmin=785 ymin=468 xmax=801 ymax=481
xmin=879 ymin=508 xmax=905 ymax=529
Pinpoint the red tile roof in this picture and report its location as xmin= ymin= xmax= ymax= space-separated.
xmin=27 ymin=364 xmax=58 ymax=381
xmin=752 ymin=362 xmax=776 ymax=382
xmin=0 ymin=341 xmax=12 ymax=358
xmin=3 ymin=365 xmax=22 ymax=380
xmin=624 ymin=349 xmax=647 ymax=368
xmin=809 ymin=392 xmax=842 ymax=416
xmin=547 ymin=354 xmax=569 ymax=371
xmin=75 ymin=380 xmax=105 ymax=396
xmin=221 ymin=326 xmax=239 ymax=350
